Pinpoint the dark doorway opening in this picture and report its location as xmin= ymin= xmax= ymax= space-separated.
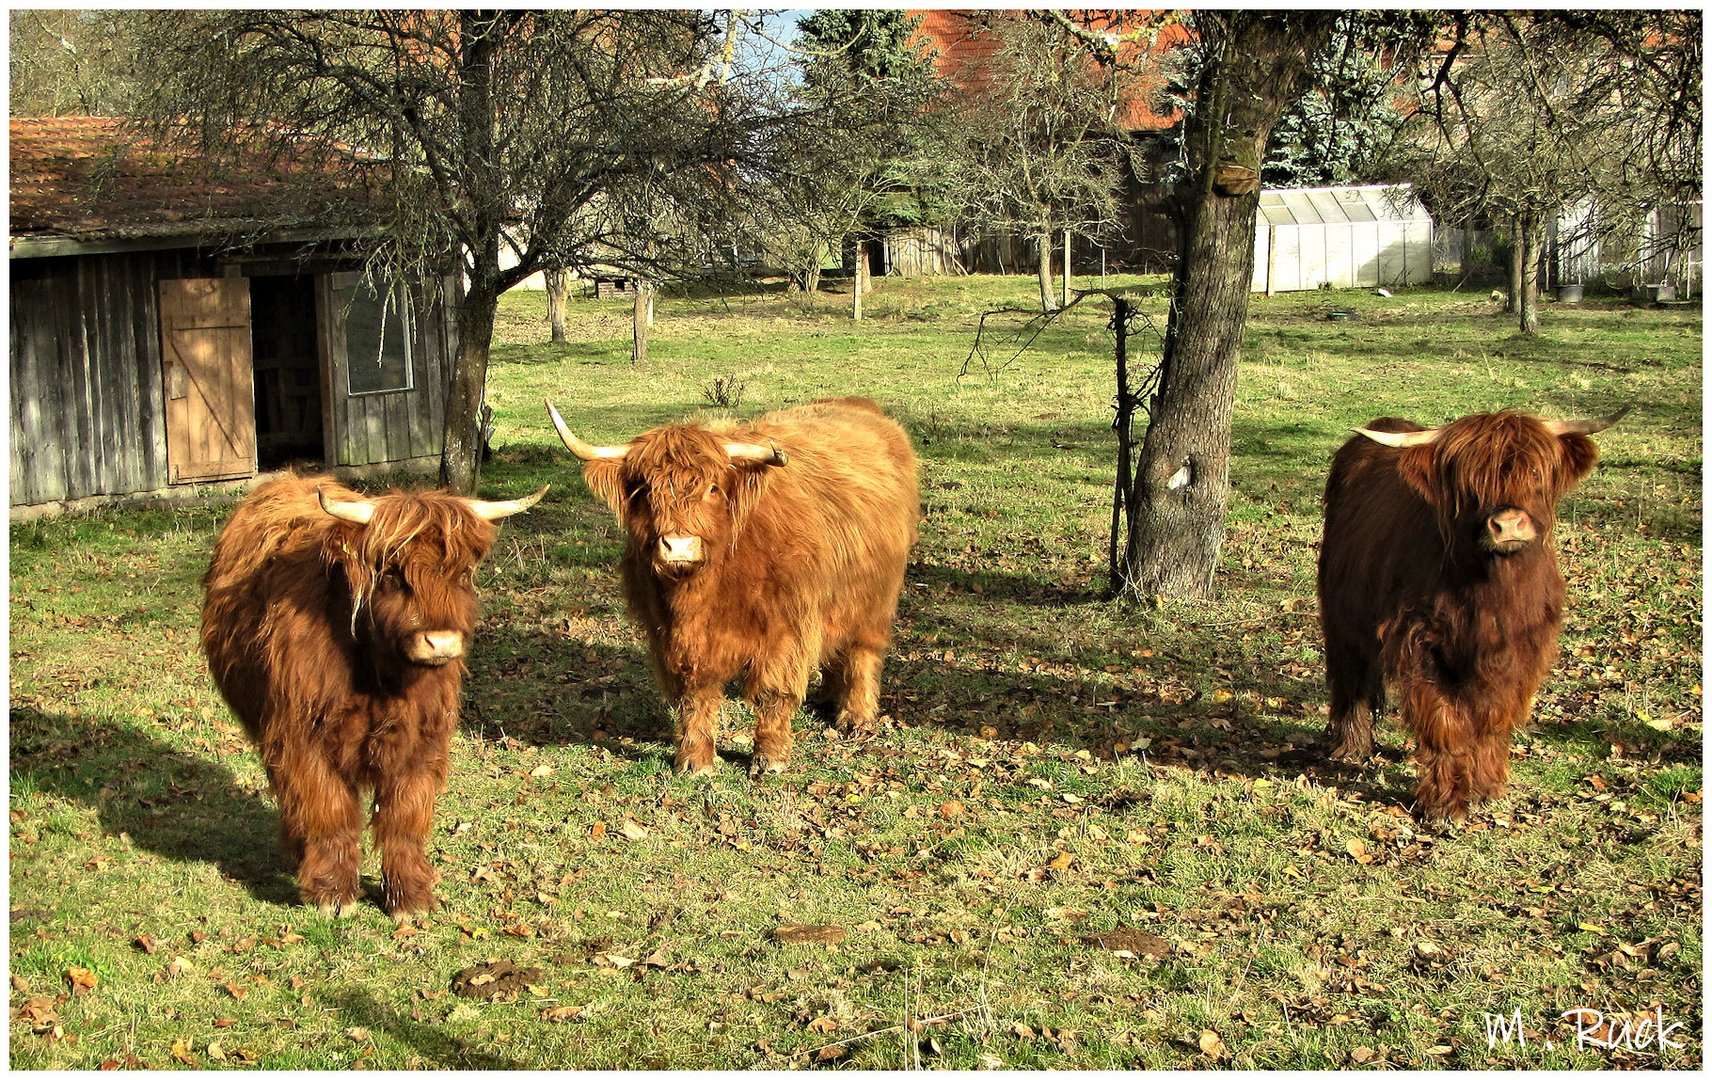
xmin=249 ymin=275 xmax=325 ymax=470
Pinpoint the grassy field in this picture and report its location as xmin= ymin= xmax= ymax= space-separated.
xmin=9 ymin=274 xmax=1701 ymax=1069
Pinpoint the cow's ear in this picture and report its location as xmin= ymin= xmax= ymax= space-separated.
xmin=1556 ymin=433 xmax=1599 ymax=490
xmin=582 ymin=460 xmax=628 ymax=520
xmin=1394 ymin=445 xmax=1441 ymax=507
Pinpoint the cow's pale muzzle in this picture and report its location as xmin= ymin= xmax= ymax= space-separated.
xmin=658 ymin=535 xmax=704 ymax=569
xmin=1482 ymin=508 xmax=1537 ymax=553
xmin=408 ymin=630 xmax=466 ymax=665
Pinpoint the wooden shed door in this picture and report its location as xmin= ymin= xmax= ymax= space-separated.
xmin=159 ymin=278 xmax=256 ymax=483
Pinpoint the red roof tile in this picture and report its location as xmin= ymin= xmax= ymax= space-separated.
xmin=910 ymin=9 xmax=1188 ymax=132
xmin=9 ymin=116 xmax=376 ymax=244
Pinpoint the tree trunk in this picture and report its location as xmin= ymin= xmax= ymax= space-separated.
xmin=544 ymin=265 xmax=568 ymax=344
xmin=441 ymin=281 xmax=498 ymax=495
xmin=1035 ymin=232 xmax=1057 ymax=312
xmin=1506 ymin=217 xmax=1523 ymax=313
xmin=632 ymin=279 xmax=650 ymax=363
xmin=1061 ymin=228 xmax=1072 ymax=308
xmin=853 ymin=243 xmax=868 ymax=321
xmin=1518 ymin=212 xmax=1541 ymax=335
xmin=1117 ymin=12 xmax=1334 ymax=601
xmin=805 ymin=262 xmax=821 ymax=296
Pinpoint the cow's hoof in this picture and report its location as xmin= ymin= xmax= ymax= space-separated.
xmin=315 ymin=898 xmax=360 ymax=919
xmin=674 ymin=758 xmax=716 ymax=777
xmin=834 ymin=712 xmax=877 ymax=739
xmin=1326 ymin=740 xmax=1374 ymax=764
xmin=389 ymin=903 xmax=436 ymax=928
xmin=748 ymin=754 xmax=789 ymax=779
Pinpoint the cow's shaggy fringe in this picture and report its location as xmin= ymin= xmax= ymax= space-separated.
xmin=201 ymin=472 xmax=501 ymax=917
xmin=578 ymin=397 xmax=920 ymax=777
xmin=1317 ymin=412 xmax=1602 ymax=820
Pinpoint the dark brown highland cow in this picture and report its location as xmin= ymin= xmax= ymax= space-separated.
xmin=1318 ymin=408 xmax=1626 ymax=820
xmin=547 ymin=396 xmax=919 ymax=778
xmin=201 ymin=473 xmax=543 ymax=919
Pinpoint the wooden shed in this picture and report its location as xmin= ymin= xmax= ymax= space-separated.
xmin=9 ymin=116 xmax=459 ymax=514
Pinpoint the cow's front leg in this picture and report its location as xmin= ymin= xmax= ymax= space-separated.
xmin=747 ymin=651 xmax=812 ymax=777
xmin=372 ymin=757 xmax=449 ymax=922
xmin=673 ymin=684 xmax=723 ymax=776
xmin=1401 ymin=682 xmax=1477 ymax=821
xmin=274 ymin=753 xmax=363 ymax=916
xmin=749 ymin=689 xmax=800 ymax=778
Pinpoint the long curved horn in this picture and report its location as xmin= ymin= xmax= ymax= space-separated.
xmin=467 ymin=484 xmax=549 ymax=521
xmin=724 ymin=440 xmax=788 ymax=467
xmin=545 ymin=399 xmax=631 ymax=461
xmin=318 ymin=487 xmax=377 ymax=524
xmin=1542 ymin=404 xmax=1631 ymax=437
xmin=1353 ymin=426 xmax=1441 ymax=448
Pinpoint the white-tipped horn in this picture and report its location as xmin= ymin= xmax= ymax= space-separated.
xmin=1353 ymin=425 xmax=1441 ymax=448
xmin=318 ymin=487 xmax=377 ymax=524
xmin=1542 ymin=404 xmax=1631 ymax=437
xmin=467 ymin=484 xmax=549 ymax=521
xmin=545 ymin=399 xmax=631 ymax=461
xmin=724 ymin=440 xmax=788 ymax=467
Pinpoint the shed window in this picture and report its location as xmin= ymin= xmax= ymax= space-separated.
xmin=344 ymin=279 xmax=414 ymax=395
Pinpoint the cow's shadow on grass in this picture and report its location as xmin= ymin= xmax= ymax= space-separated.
xmin=322 ymin=989 xmax=525 ymax=1069
xmin=9 ymin=707 xmax=297 ymax=906
xmin=461 ymin=613 xmax=1410 ymax=809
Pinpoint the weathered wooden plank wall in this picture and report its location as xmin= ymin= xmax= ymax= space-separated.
xmin=9 ymin=251 xmax=190 ymax=505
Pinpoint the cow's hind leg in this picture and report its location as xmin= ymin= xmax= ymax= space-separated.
xmin=371 ymin=734 xmax=452 ymax=922
xmin=832 ymin=641 xmax=887 ymax=737
xmin=275 ymin=754 xmax=363 ymax=916
xmin=1325 ymin=641 xmax=1383 ymax=763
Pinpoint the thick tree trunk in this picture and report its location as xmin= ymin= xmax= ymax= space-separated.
xmin=441 ymin=282 xmax=498 ymax=495
xmin=1119 ymin=186 xmax=1256 ymax=600
xmin=1117 ymin=12 xmax=1334 ymax=601
xmin=544 ymin=265 xmax=569 ymax=343
xmin=1035 ymin=232 xmax=1057 ymax=312
xmin=1518 ymin=213 xmax=1541 ymax=335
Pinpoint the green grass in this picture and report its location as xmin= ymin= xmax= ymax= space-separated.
xmin=10 ymin=275 xmax=1701 ymax=1069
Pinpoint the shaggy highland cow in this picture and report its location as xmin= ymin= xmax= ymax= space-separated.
xmin=1318 ymin=408 xmax=1626 ymax=819
xmin=548 ymin=396 xmax=919 ymax=778
xmin=201 ymin=473 xmax=543 ymax=919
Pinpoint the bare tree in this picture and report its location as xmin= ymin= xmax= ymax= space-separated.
xmin=130 ymin=10 xmax=800 ymax=493
xmin=8 ymin=10 xmax=143 ymax=116
xmin=1390 ymin=12 xmax=1701 ymax=332
xmin=949 ymin=13 xmax=1138 ymax=313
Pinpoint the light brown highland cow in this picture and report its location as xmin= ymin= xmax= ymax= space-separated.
xmin=549 ymin=396 xmax=919 ymax=778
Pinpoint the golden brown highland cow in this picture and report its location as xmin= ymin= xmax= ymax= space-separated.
xmin=1317 ymin=408 xmax=1626 ymax=820
xmin=201 ymin=473 xmax=543 ymax=919
xmin=548 ymin=396 xmax=919 ymax=778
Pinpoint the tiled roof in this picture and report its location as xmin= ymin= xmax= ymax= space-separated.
xmin=911 ymin=9 xmax=1187 ymax=133
xmin=9 ymin=116 xmax=378 ymax=245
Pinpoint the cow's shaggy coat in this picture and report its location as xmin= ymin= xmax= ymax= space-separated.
xmin=201 ymin=473 xmax=538 ymax=918
xmin=1317 ymin=410 xmax=1614 ymax=819
xmin=553 ymin=396 xmax=919 ymax=777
